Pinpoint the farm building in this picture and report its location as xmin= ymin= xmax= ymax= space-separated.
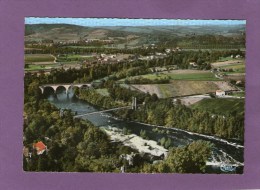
xmin=216 ymin=90 xmax=225 ymax=97
xmin=33 ymin=141 xmax=47 ymax=155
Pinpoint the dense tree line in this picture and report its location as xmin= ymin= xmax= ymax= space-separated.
xmin=117 ymin=99 xmax=244 ymax=140
xmin=78 ymin=88 xmax=128 ymax=109
xmin=142 ymin=140 xmax=212 ymax=173
xmin=79 ymin=82 xmax=244 ymax=141
xmin=125 ymin=76 xmax=170 ymax=84
xmin=78 ymin=84 xmax=158 ymax=110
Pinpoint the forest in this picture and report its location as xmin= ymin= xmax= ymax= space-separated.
xmin=78 ymin=85 xmax=244 ymax=141
xmin=24 ymin=76 xmax=213 ymax=173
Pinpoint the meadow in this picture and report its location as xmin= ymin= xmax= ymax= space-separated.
xmin=132 ymin=81 xmax=223 ymax=98
xmin=191 ymin=98 xmax=245 ymax=115
xmin=25 ymin=54 xmax=55 ymax=63
xmin=25 ymin=64 xmax=58 ymax=71
xmin=219 ymin=64 xmax=245 ymax=73
xmin=127 ymin=70 xmax=221 ymax=81
xmin=56 ymin=54 xmax=94 ymax=62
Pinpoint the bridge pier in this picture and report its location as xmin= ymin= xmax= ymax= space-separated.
xmin=132 ymin=97 xmax=137 ymax=110
xmin=39 ymin=87 xmax=44 ymax=94
xmin=53 ymin=93 xmax=58 ymax=100
xmin=66 ymin=90 xmax=70 ymax=99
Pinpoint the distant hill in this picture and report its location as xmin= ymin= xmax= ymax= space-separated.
xmin=97 ymin=25 xmax=245 ymax=36
xmin=25 ymin=24 xmax=95 ymax=42
xmin=25 ymin=23 xmax=246 ymax=48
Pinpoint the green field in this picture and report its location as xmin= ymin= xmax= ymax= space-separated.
xmin=167 ymin=72 xmax=220 ymax=81
xmin=57 ymin=54 xmax=94 ymax=62
xmin=157 ymin=85 xmax=174 ymax=97
xmin=64 ymin=46 xmax=104 ymax=49
xmin=191 ymin=98 xmax=244 ymax=115
xmin=131 ymin=80 xmax=222 ymax=98
xmin=219 ymin=64 xmax=245 ymax=73
xmin=218 ymin=57 xmax=237 ymax=62
xmin=25 ymin=65 xmax=44 ymax=71
xmin=95 ymin=88 xmax=110 ymax=97
xmin=229 ymin=92 xmax=245 ymax=97
xmin=24 ymin=64 xmax=58 ymax=71
xmin=132 ymin=72 xmax=221 ymax=81
xmin=25 ymin=54 xmax=55 ymax=63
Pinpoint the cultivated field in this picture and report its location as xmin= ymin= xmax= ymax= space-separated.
xmin=211 ymin=59 xmax=245 ymax=68
xmin=223 ymin=73 xmax=245 ymax=81
xmin=131 ymin=80 xmax=235 ymax=98
xmin=25 ymin=64 xmax=59 ymax=71
xmin=211 ymin=59 xmax=246 ymax=81
xmin=96 ymin=88 xmax=110 ymax=97
xmin=179 ymin=95 xmax=210 ymax=106
xmin=25 ymin=54 xmax=55 ymax=63
xmin=219 ymin=64 xmax=245 ymax=73
xmin=129 ymin=70 xmax=221 ymax=81
xmin=56 ymin=54 xmax=94 ymax=62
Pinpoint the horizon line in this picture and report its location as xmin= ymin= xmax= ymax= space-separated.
xmin=25 ymin=17 xmax=246 ymax=27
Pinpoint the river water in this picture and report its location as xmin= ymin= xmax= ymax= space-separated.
xmin=47 ymin=90 xmax=244 ymax=174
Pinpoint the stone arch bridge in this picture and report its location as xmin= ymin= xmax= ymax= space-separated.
xmin=39 ymin=83 xmax=92 ymax=94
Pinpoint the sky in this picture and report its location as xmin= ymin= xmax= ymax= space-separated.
xmin=25 ymin=17 xmax=246 ymax=27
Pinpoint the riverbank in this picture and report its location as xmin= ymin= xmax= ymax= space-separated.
xmin=101 ymin=126 xmax=168 ymax=158
xmin=132 ymin=121 xmax=244 ymax=149
xmin=95 ymin=111 xmax=244 ymax=150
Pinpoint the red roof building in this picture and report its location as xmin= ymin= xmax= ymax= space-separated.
xmin=33 ymin=141 xmax=47 ymax=155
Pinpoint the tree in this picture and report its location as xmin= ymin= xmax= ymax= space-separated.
xmin=160 ymin=137 xmax=166 ymax=147
xmin=164 ymin=138 xmax=172 ymax=149
xmin=140 ymin=130 xmax=148 ymax=139
xmin=167 ymin=141 xmax=212 ymax=173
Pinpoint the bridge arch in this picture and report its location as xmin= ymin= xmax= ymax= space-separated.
xmin=42 ymin=86 xmax=55 ymax=96
xmin=68 ymin=85 xmax=80 ymax=95
xmin=56 ymin=86 xmax=67 ymax=94
xmin=80 ymin=84 xmax=90 ymax=89
xmin=39 ymin=83 xmax=92 ymax=94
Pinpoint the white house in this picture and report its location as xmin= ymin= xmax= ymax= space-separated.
xmin=216 ymin=90 xmax=225 ymax=97
xmin=189 ymin=62 xmax=198 ymax=67
xmin=235 ymin=55 xmax=241 ymax=59
xmin=165 ymin=49 xmax=171 ymax=53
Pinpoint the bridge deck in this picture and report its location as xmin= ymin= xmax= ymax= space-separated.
xmin=41 ymin=83 xmax=92 ymax=87
xmin=73 ymin=106 xmax=132 ymax=118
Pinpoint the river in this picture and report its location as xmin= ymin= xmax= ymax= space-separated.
xmin=47 ymin=90 xmax=244 ymax=174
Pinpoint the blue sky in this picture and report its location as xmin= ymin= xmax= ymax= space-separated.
xmin=25 ymin=17 xmax=246 ymax=27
